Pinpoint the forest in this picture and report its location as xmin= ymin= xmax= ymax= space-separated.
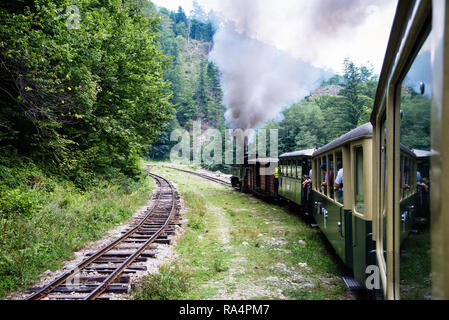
xmin=0 ymin=0 xmax=430 ymax=298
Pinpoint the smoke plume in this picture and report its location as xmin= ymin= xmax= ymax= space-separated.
xmin=207 ymin=0 xmax=396 ymax=129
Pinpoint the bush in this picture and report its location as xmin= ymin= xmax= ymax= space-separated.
xmin=132 ymin=264 xmax=191 ymax=300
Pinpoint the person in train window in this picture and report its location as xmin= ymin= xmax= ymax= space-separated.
xmin=302 ymin=174 xmax=312 ymax=202
xmin=303 ymin=167 xmax=313 ymax=187
xmin=320 ymin=162 xmax=328 ymax=195
xmin=417 ymin=171 xmax=429 ymax=192
xmin=334 ymin=163 xmax=344 ymax=202
xmin=403 ymin=164 xmax=411 ymax=190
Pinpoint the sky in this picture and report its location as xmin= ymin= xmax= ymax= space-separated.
xmin=151 ymin=0 xmax=398 ymax=75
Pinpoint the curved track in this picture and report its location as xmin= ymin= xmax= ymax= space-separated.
xmin=165 ymin=167 xmax=231 ymax=186
xmin=25 ymin=172 xmax=179 ymax=300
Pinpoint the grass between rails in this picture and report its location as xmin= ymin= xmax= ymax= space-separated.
xmin=132 ymin=164 xmax=348 ymax=300
xmin=0 ymin=160 xmax=154 ymax=298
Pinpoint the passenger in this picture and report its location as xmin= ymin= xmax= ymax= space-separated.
xmin=334 ymin=163 xmax=344 ymax=202
xmin=302 ymin=174 xmax=312 ymax=202
xmin=403 ymin=164 xmax=411 ymax=190
xmin=417 ymin=171 xmax=429 ymax=192
xmin=302 ymin=172 xmax=312 ymax=187
xmin=320 ymin=162 xmax=328 ymax=195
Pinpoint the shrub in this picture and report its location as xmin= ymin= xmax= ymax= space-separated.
xmin=132 ymin=264 xmax=191 ymax=300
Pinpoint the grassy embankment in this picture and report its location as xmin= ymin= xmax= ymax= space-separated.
xmin=0 ymin=158 xmax=154 ymax=298
xmin=400 ymin=228 xmax=431 ymax=300
xmin=133 ymin=164 xmax=348 ymax=300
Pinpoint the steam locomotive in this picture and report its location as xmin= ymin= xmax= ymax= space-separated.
xmin=231 ymin=0 xmax=448 ymax=300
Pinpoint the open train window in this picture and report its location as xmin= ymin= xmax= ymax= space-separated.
xmin=290 ymin=160 xmax=293 ymax=177
xmin=321 ymin=156 xmax=327 ymax=196
xmin=335 ymin=152 xmax=344 ymax=204
xmin=329 ymin=154 xmax=335 ymax=199
xmin=400 ymin=156 xmax=405 ymax=200
xmin=354 ymin=146 xmax=364 ymax=214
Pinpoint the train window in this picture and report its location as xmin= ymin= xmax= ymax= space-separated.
xmin=329 ymin=154 xmax=335 ymax=199
xmin=321 ymin=156 xmax=327 ymax=196
xmin=291 ymin=160 xmax=294 ymax=177
xmin=400 ymin=156 xmax=405 ymax=200
xmin=379 ymin=116 xmax=387 ymax=266
xmin=335 ymin=152 xmax=344 ymax=204
xmin=285 ymin=161 xmax=288 ymax=177
xmin=354 ymin=147 xmax=364 ymax=214
xmin=294 ymin=160 xmax=298 ymax=178
xmin=316 ymin=158 xmax=321 ymax=192
xmin=290 ymin=160 xmax=293 ymax=177
xmin=399 ymin=31 xmax=432 ymax=300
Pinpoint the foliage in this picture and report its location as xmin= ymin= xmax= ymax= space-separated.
xmin=0 ymin=160 xmax=153 ymax=298
xmin=265 ymin=59 xmax=379 ymax=155
xmin=400 ymin=88 xmax=431 ymax=150
xmin=148 ymin=6 xmax=225 ymax=160
xmin=132 ymin=263 xmax=191 ymax=300
xmin=0 ymin=0 xmax=173 ymax=177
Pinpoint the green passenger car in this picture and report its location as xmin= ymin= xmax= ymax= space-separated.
xmin=311 ymin=123 xmax=374 ymax=285
xmin=278 ymin=149 xmax=314 ymax=210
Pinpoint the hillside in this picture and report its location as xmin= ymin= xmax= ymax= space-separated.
xmin=148 ymin=7 xmax=226 ymax=161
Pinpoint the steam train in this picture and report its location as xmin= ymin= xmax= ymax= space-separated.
xmin=231 ymin=0 xmax=449 ymax=300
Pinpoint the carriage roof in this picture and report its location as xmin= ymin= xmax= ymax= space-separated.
xmin=313 ymin=123 xmax=373 ymax=157
xmin=279 ymin=149 xmax=315 ymax=159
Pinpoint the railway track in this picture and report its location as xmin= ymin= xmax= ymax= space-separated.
xmin=25 ymin=172 xmax=180 ymax=300
xmin=165 ymin=166 xmax=231 ymax=186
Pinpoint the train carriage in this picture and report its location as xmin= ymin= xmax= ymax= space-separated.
xmin=311 ymin=123 xmax=374 ymax=285
xmin=278 ymin=150 xmax=314 ymax=210
xmin=247 ymin=157 xmax=279 ymax=197
xmin=370 ymin=0 xmax=449 ymax=299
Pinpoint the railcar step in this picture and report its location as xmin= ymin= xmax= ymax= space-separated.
xmin=342 ymin=276 xmax=364 ymax=291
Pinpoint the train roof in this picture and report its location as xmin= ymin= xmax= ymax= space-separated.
xmin=413 ymin=149 xmax=431 ymax=159
xmin=248 ymin=157 xmax=279 ymax=164
xmin=313 ymin=123 xmax=373 ymax=157
xmin=401 ymin=144 xmax=417 ymax=158
xmin=279 ymin=149 xmax=315 ymax=159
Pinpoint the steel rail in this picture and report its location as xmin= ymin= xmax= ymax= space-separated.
xmin=84 ymin=173 xmax=176 ymax=300
xmin=25 ymin=172 xmax=170 ymax=300
xmin=164 ymin=166 xmax=231 ymax=186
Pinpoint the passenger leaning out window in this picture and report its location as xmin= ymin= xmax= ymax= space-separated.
xmin=334 ymin=163 xmax=344 ymax=202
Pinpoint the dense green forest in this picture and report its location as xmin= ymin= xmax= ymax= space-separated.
xmin=148 ymin=5 xmax=226 ymax=161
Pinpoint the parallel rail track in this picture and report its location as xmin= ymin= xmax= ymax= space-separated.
xmin=165 ymin=167 xmax=231 ymax=186
xmin=25 ymin=172 xmax=179 ymax=300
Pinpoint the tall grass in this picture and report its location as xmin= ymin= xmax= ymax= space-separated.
xmin=0 ymin=160 xmax=153 ymax=298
